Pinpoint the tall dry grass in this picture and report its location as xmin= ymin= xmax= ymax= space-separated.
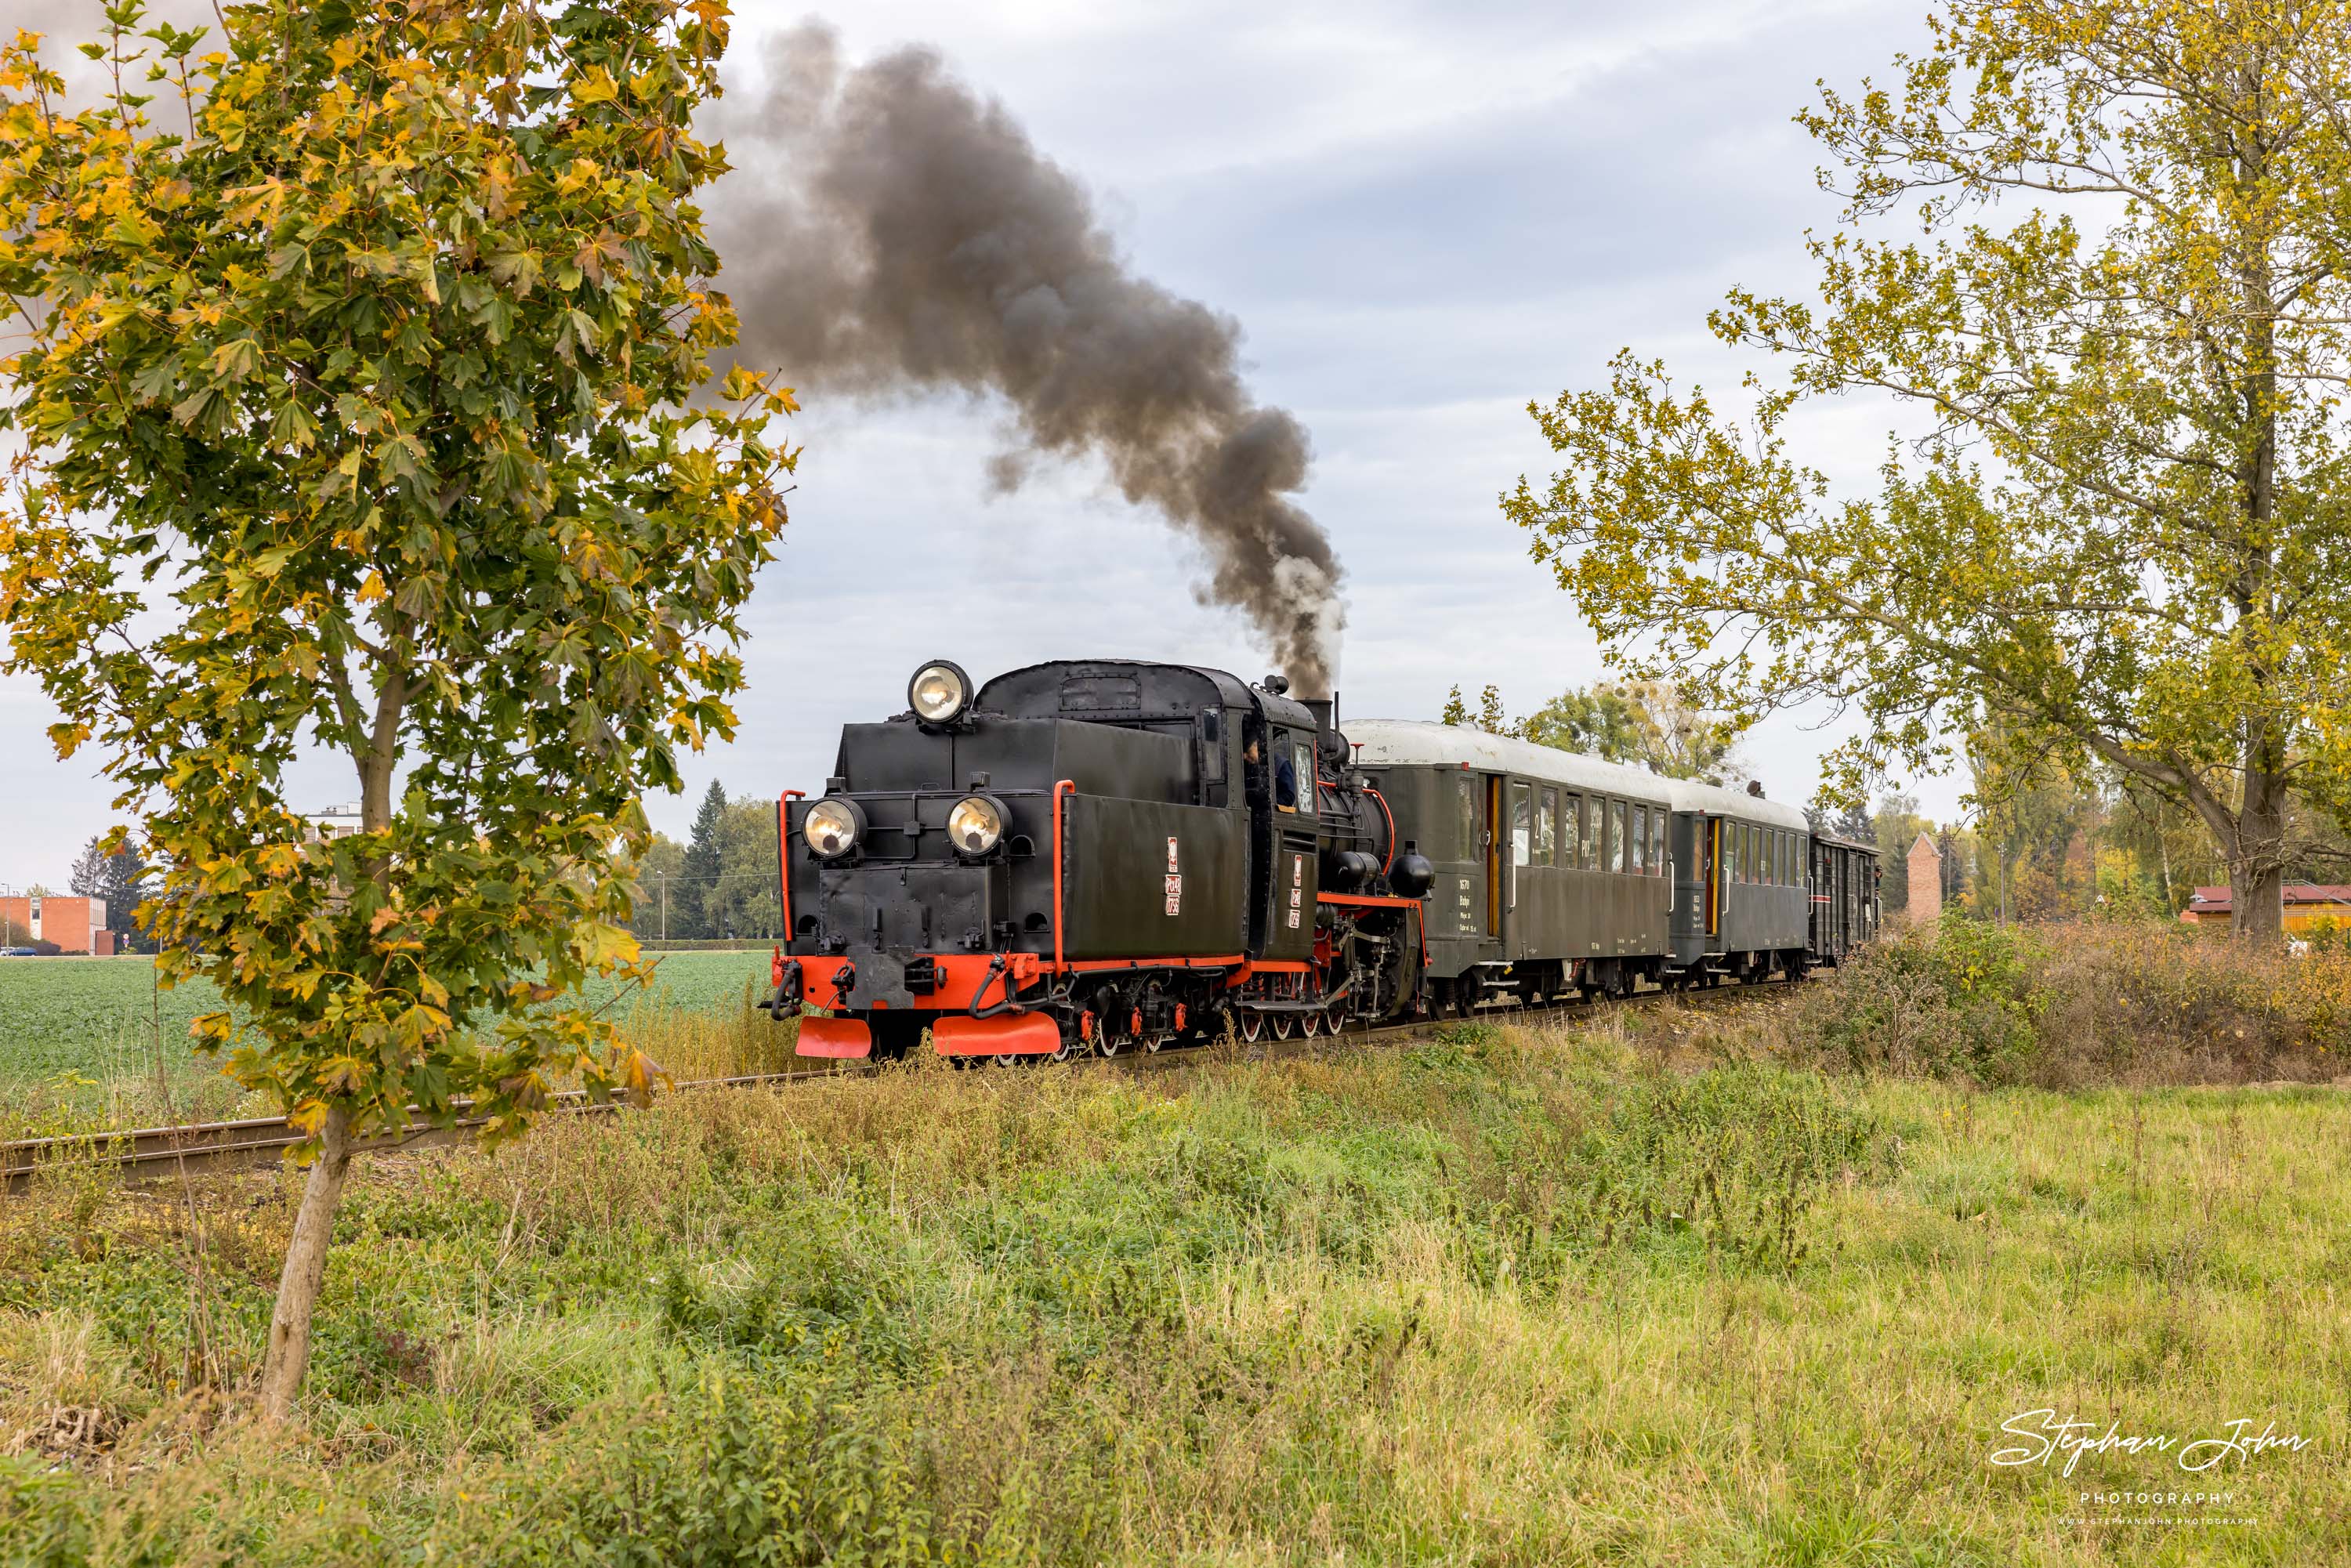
xmin=1783 ymin=917 xmax=2350 ymax=1088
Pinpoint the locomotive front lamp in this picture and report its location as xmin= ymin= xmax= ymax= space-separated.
xmin=908 ymin=660 xmax=973 ymax=726
xmin=947 ymin=795 xmax=1005 ymax=856
xmin=802 ymin=797 xmax=866 ymax=860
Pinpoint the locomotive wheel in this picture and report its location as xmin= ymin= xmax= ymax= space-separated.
xmin=1143 ymin=1032 xmax=1169 ymax=1053
xmin=1238 ymin=1010 xmax=1266 ymax=1043
xmin=1050 ymin=1031 xmax=1079 ymax=1064
xmin=992 ymin=1052 xmax=1025 ymax=1069
xmin=1096 ymin=1034 xmax=1124 ymax=1058
xmin=1272 ymin=1012 xmax=1297 ymax=1041
xmin=1299 ymin=1009 xmax=1322 ymax=1038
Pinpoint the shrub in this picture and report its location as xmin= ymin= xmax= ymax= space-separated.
xmin=1791 ymin=917 xmax=2045 ymax=1085
xmin=2027 ymin=919 xmax=2351 ymax=1085
xmin=1788 ymin=916 xmax=2351 ymax=1088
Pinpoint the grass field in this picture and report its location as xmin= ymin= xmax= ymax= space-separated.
xmin=3 ymin=922 xmax=2345 ymax=1563
xmin=2 ymin=990 xmax=2346 ymax=1565
xmin=0 ymin=949 xmax=773 ymax=1088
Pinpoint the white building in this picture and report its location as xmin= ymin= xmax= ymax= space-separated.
xmin=304 ymin=803 xmax=366 ymax=842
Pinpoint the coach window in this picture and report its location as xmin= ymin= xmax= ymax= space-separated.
xmin=1651 ymin=812 xmax=1667 ymax=878
xmin=1538 ymin=788 xmax=1558 ymax=864
xmin=1456 ymin=773 xmax=1478 ymax=860
xmin=1629 ymin=805 xmax=1647 ymax=875
xmin=1610 ymin=800 xmax=1628 ymax=873
xmin=1511 ymin=782 xmax=1532 ymax=867
xmin=1576 ymin=795 xmax=1596 ymax=868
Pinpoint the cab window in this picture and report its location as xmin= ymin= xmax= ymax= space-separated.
xmin=1271 ymin=729 xmax=1301 ymax=811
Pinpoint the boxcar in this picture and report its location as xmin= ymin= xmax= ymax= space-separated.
xmin=1808 ymin=832 xmax=1882 ymax=965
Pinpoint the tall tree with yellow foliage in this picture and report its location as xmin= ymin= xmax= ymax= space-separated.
xmin=1506 ymin=0 xmax=2351 ymax=943
xmin=0 ymin=0 xmax=792 ymax=1419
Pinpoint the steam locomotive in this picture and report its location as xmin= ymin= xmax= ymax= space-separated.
xmin=763 ymin=657 xmax=1878 ymax=1061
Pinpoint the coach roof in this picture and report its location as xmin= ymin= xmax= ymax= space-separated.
xmin=1664 ymin=777 xmax=1811 ymax=833
xmin=1344 ymin=719 xmax=1678 ymax=804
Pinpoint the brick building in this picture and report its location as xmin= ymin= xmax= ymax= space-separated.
xmin=0 ymin=894 xmax=117 ymax=955
xmin=1905 ymin=832 xmax=1943 ymax=924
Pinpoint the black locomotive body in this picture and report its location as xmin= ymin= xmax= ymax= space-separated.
xmin=770 ymin=658 xmax=1433 ymax=1059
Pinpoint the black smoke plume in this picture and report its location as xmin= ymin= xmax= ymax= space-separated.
xmin=706 ymin=23 xmax=1343 ymax=693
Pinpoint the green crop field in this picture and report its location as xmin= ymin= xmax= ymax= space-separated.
xmin=0 ymin=949 xmax=772 ymax=1088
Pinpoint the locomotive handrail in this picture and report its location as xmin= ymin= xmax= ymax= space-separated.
xmin=1366 ymin=785 xmax=1397 ymax=875
xmin=776 ymin=791 xmax=806 ymax=936
xmin=1052 ymin=778 xmax=1074 ymax=972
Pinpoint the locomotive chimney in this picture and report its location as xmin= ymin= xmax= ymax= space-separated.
xmin=1301 ymin=697 xmax=1332 ymax=736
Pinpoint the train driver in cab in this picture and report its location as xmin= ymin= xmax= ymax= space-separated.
xmin=1242 ymin=733 xmax=1299 ymax=810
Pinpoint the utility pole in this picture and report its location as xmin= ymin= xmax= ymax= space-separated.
xmin=657 ymin=873 xmax=668 ymax=943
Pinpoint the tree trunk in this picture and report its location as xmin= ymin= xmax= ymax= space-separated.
xmin=2230 ymin=762 xmax=2290 ymax=946
xmin=255 ymin=1100 xmax=355 ymax=1425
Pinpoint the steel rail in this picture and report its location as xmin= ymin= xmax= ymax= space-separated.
xmin=3 ymin=975 xmax=1807 ymax=1192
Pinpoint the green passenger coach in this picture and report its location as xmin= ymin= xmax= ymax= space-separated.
xmin=1345 ymin=719 xmax=1844 ymax=1009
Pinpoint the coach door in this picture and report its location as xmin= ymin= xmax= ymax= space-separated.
xmin=1483 ymin=775 xmax=1504 ymax=938
xmin=1702 ymin=817 xmax=1723 ymax=940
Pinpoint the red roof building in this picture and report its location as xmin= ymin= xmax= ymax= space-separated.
xmin=2180 ymin=885 xmax=2351 ymax=932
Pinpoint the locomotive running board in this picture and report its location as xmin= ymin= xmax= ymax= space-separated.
xmin=795 ymin=1016 xmax=873 ymax=1059
xmin=933 ymin=1014 xmax=1061 ymax=1056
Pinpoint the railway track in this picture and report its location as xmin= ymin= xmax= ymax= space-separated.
xmin=3 ymin=974 xmax=1806 ymax=1193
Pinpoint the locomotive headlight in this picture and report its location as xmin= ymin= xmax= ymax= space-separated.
xmin=908 ymin=660 xmax=972 ymax=726
xmin=947 ymin=794 xmax=1005 ymax=856
xmin=801 ymin=798 xmax=865 ymax=860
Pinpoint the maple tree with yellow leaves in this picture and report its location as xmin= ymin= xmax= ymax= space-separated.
xmin=0 ymin=0 xmax=792 ymax=1420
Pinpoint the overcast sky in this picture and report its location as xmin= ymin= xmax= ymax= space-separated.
xmin=0 ymin=0 xmax=1963 ymax=891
